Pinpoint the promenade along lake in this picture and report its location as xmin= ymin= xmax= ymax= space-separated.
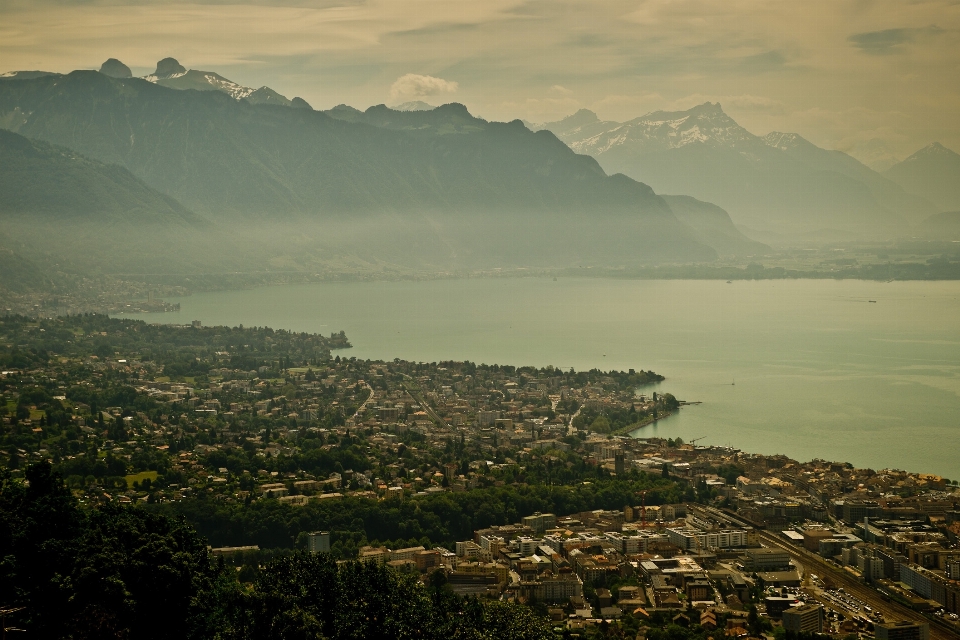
xmin=123 ymin=278 xmax=960 ymax=479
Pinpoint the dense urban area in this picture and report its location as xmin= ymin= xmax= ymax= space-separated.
xmin=1 ymin=314 xmax=958 ymax=640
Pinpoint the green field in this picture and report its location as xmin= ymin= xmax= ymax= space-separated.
xmin=124 ymin=470 xmax=158 ymax=489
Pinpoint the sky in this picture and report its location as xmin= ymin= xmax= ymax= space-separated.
xmin=3 ymin=0 xmax=959 ymax=169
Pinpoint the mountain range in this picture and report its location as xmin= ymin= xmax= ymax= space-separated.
xmin=537 ymin=105 xmax=940 ymax=244
xmin=0 ymin=62 xmax=775 ymax=288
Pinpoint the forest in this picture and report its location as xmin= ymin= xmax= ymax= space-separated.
xmin=0 ymin=462 xmax=553 ymax=640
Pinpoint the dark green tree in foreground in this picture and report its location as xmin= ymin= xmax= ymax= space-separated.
xmin=0 ymin=462 xmax=217 ymax=639
xmin=0 ymin=463 xmax=552 ymax=640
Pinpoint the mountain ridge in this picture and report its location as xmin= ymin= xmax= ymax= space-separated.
xmin=538 ymin=104 xmax=936 ymax=244
xmin=0 ymin=69 xmax=726 ymax=273
xmin=884 ymin=142 xmax=960 ymax=212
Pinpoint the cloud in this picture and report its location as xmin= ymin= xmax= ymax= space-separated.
xmin=389 ymin=73 xmax=458 ymax=101
xmin=848 ymin=26 xmax=942 ymax=55
xmin=549 ymin=85 xmax=573 ymax=95
xmin=738 ymin=50 xmax=787 ymax=72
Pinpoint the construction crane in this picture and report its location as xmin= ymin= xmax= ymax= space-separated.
xmin=688 ymin=436 xmax=706 ymax=447
xmin=635 ymin=490 xmax=649 ymax=529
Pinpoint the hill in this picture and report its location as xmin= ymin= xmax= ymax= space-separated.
xmin=917 ymin=210 xmax=960 ymax=241
xmin=0 ymin=70 xmax=719 ymax=269
xmin=659 ymin=195 xmax=770 ymax=257
xmin=538 ymin=104 xmax=936 ymax=244
xmin=884 ymin=142 xmax=960 ymax=212
xmin=0 ymin=128 xmax=198 ymax=225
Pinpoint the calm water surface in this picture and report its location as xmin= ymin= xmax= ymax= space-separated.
xmin=123 ymin=278 xmax=960 ymax=478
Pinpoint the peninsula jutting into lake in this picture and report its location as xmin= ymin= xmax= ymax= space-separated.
xmin=2 ymin=314 xmax=958 ymax=639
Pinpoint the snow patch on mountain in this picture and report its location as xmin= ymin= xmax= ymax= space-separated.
xmin=762 ymin=132 xmax=801 ymax=150
xmin=556 ymin=103 xmax=760 ymax=155
xmin=902 ymin=142 xmax=958 ymax=164
xmin=202 ymin=74 xmax=255 ymax=100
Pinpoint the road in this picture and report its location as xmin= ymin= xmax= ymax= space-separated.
xmin=351 ymin=381 xmax=374 ymax=421
xmin=567 ymin=404 xmax=582 ymax=436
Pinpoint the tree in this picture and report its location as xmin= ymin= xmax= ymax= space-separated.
xmin=0 ymin=462 xmax=221 ymax=640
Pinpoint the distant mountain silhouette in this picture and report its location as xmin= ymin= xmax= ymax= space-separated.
xmin=99 ymin=58 xmax=131 ymax=78
xmin=659 ymin=195 xmax=769 ymax=257
xmin=290 ymin=97 xmax=313 ymax=110
xmin=884 ymin=142 xmax=960 ymax=212
xmin=917 ymin=210 xmax=960 ymax=241
xmin=539 ymin=104 xmax=936 ymax=244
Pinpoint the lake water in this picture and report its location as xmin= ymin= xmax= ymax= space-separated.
xmin=122 ymin=278 xmax=960 ymax=478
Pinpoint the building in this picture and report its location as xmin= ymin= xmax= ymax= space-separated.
xmin=522 ymin=513 xmax=557 ymax=535
xmin=781 ymin=604 xmax=822 ymax=634
xmin=519 ymin=573 xmax=583 ymax=602
xmin=614 ymin=452 xmax=625 ymax=475
xmin=764 ymin=597 xmax=798 ymax=619
xmin=666 ymin=527 xmax=747 ymax=551
xmin=456 ymin=540 xmax=481 ymax=558
xmin=447 ymin=572 xmax=500 ymax=596
xmin=744 ymin=548 xmax=791 ymax=571
xmin=518 ymin=537 xmax=540 ymax=556
xmin=819 ymin=538 xmax=854 ymax=558
xmin=874 ymin=621 xmax=930 ymax=640
xmin=409 ymin=550 xmax=437 ymax=573
xmin=378 ymin=406 xmax=400 ymax=421
xmin=802 ymin=529 xmax=835 ymax=552
xmin=756 ymin=570 xmax=801 ymax=588
xmin=391 ymin=546 xmax=426 ymax=562
xmin=782 ymin=530 xmax=805 ymax=545
xmin=478 ymin=410 xmax=499 ymax=426
xmin=685 ymin=578 xmax=713 ymax=602
xmin=306 ymin=531 xmax=330 ymax=553
xmin=359 ymin=546 xmax=390 ymax=563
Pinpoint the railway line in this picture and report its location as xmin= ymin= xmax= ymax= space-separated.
xmin=688 ymin=505 xmax=958 ymax=639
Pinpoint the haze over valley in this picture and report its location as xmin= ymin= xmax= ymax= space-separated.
xmin=2 ymin=57 xmax=960 ymax=305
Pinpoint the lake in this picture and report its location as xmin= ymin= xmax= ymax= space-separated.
xmin=122 ymin=278 xmax=960 ymax=479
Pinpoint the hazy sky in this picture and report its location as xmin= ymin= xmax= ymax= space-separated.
xmin=3 ymin=0 xmax=959 ymax=168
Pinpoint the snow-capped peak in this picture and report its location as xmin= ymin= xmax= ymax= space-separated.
xmin=900 ymin=141 xmax=960 ymax=165
xmin=558 ymin=102 xmax=757 ymax=155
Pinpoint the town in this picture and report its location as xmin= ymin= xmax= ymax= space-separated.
xmin=2 ymin=313 xmax=958 ymax=640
